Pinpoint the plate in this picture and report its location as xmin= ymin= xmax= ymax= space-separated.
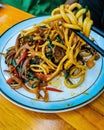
xmin=0 ymin=16 xmax=104 ymax=113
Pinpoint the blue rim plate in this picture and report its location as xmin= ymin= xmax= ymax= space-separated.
xmin=0 ymin=16 xmax=104 ymax=113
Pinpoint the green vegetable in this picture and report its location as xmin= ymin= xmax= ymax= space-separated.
xmin=67 ymin=78 xmax=73 ymax=85
xmin=64 ymin=70 xmax=73 ymax=84
xmin=40 ymin=25 xmax=46 ymax=28
xmin=17 ymin=65 xmax=22 ymax=73
xmin=11 ymin=58 xmax=16 ymax=66
xmin=48 ymin=43 xmax=54 ymax=50
xmin=45 ymin=53 xmax=52 ymax=59
xmin=46 ymin=36 xmax=51 ymax=42
xmin=22 ymin=35 xmax=34 ymax=41
xmin=56 ymin=35 xmax=63 ymax=44
xmin=28 ymin=71 xmax=36 ymax=80
xmin=64 ymin=70 xmax=69 ymax=79
xmin=46 ymin=36 xmax=54 ymax=50
xmin=31 ymin=80 xmax=39 ymax=88
xmin=74 ymin=6 xmax=83 ymax=14
xmin=28 ymin=35 xmax=34 ymax=41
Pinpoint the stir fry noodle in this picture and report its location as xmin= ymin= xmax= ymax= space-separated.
xmin=2 ymin=3 xmax=100 ymax=101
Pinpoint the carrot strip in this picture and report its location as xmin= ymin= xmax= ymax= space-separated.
xmin=6 ymin=77 xmax=14 ymax=84
xmin=34 ymin=72 xmax=50 ymax=80
xmin=46 ymin=87 xmax=63 ymax=92
xmin=16 ymin=51 xmax=27 ymax=66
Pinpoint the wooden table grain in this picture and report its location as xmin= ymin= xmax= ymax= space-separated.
xmin=0 ymin=4 xmax=104 ymax=130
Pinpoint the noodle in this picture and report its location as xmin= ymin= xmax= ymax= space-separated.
xmin=2 ymin=3 xmax=100 ymax=101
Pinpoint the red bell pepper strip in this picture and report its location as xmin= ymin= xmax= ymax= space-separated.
xmin=16 ymin=51 xmax=27 ymax=67
xmin=46 ymin=87 xmax=63 ymax=92
xmin=12 ymin=66 xmax=19 ymax=77
xmin=6 ymin=77 xmax=14 ymax=84
xmin=34 ymin=72 xmax=50 ymax=80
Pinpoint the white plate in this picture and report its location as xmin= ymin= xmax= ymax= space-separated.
xmin=0 ymin=16 xmax=104 ymax=113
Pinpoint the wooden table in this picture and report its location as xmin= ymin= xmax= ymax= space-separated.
xmin=0 ymin=4 xmax=104 ymax=130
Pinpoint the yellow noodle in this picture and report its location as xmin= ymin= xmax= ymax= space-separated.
xmin=52 ymin=41 xmax=67 ymax=50
xmin=64 ymin=75 xmax=85 ymax=88
xmin=30 ymin=64 xmax=47 ymax=74
xmin=42 ymin=14 xmax=62 ymax=24
xmin=63 ymin=22 xmax=81 ymax=30
xmin=69 ymin=3 xmax=82 ymax=11
xmin=76 ymin=8 xmax=86 ymax=19
xmin=64 ymin=28 xmax=69 ymax=47
xmin=51 ymin=7 xmax=60 ymax=16
xmin=65 ymin=9 xmax=78 ymax=24
xmin=60 ymin=5 xmax=71 ymax=23
xmin=47 ymin=55 xmax=68 ymax=81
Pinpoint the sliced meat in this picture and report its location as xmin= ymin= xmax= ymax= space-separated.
xmin=53 ymin=46 xmax=65 ymax=63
